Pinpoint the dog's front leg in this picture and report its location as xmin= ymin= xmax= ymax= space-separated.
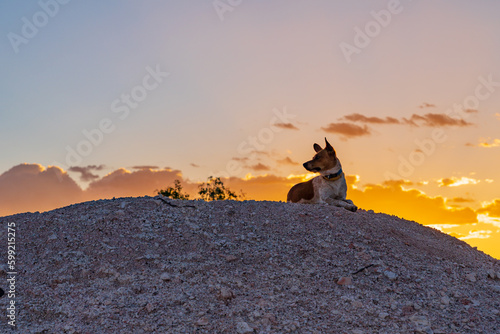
xmin=325 ymin=197 xmax=358 ymax=212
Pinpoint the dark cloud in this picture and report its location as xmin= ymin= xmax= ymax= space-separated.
xmin=321 ymin=122 xmax=371 ymax=138
xmin=342 ymin=113 xmax=400 ymax=124
xmin=273 ymin=122 xmax=299 ymax=130
xmin=448 ymin=197 xmax=475 ymax=203
xmin=438 ymin=178 xmax=455 ymax=187
xmin=232 ymin=157 xmax=250 ymax=162
xmin=190 ymin=163 xmax=200 ymax=168
xmin=336 ymin=111 xmax=475 ymax=135
xmin=247 ymin=163 xmax=271 ymax=172
xmin=403 ymin=113 xmax=473 ymax=127
xmin=418 ymin=103 xmax=436 ymax=108
xmin=68 ymin=165 xmax=105 ymax=182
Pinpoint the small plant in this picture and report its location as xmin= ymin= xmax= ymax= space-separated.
xmin=198 ymin=176 xmax=239 ymax=201
xmin=157 ymin=180 xmax=190 ymax=200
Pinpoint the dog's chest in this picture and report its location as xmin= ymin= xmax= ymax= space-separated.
xmin=312 ymin=176 xmax=344 ymax=200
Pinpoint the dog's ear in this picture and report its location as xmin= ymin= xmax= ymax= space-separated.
xmin=313 ymin=143 xmax=322 ymax=152
xmin=325 ymin=138 xmax=336 ymax=155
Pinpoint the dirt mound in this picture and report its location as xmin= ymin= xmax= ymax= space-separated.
xmin=1 ymin=197 xmax=499 ymax=333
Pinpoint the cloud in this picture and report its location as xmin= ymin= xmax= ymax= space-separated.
xmin=418 ymin=103 xmax=436 ymax=108
xmin=0 ymin=164 xmax=84 ymax=216
xmin=334 ymin=112 xmax=475 ymax=138
xmin=86 ymin=167 xmax=190 ymax=199
xmin=477 ymin=199 xmax=500 ymax=217
xmin=466 ymin=138 xmax=500 ymax=148
xmin=403 ymin=113 xmax=473 ymax=127
xmin=341 ymin=112 xmax=473 ymax=127
xmin=68 ymin=165 xmax=104 ymax=182
xmin=381 ymin=179 xmax=413 ymax=187
xmin=478 ymin=138 xmax=500 ymax=148
xmin=277 ymin=157 xmax=298 ymax=165
xmin=448 ymin=197 xmax=475 ymax=203
xmin=131 ymin=165 xmax=160 ymax=170
xmin=247 ymin=163 xmax=271 ymax=172
xmin=341 ymin=113 xmax=400 ymax=124
xmin=438 ymin=177 xmax=480 ymax=187
xmin=225 ymin=174 xmax=300 ymax=201
xmin=321 ymin=122 xmax=371 ymax=138
xmin=190 ymin=163 xmax=200 ymax=168
xmin=273 ymin=123 xmax=299 ymax=130
xmin=459 ymin=230 xmax=492 ymax=240
xmin=348 ymin=179 xmax=478 ymax=225
xmin=465 ymin=109 xmax=478 ymax=114
xmin=232 ymin=157 xmax=250 ymax=162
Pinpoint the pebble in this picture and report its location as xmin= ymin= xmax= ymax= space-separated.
xmin=236 ymin=321 xmax=254 ymax=333
xmin=410 ymin=315 xmax=433 ymax=334
xmin=218 ymin=287 xmax=235 ymax=301
xmin=440 ymin=296 xmax=450 ymax=305
xmin=160 ymin=272 xmax=172 ymax=282
xmin=384 ymin=270 xmax=398 ymax=280
xmin=465 ymin=272 xmax=477 ymax=282
xmin=195 ymin=317 xmax=209 ymax=326
xmin=378 ymin=312 xmax=389 ymax=319
xmin=337 ymin=276 xmax=353 ymax=285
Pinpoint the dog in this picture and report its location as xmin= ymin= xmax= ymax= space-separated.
xmin=287 ymin=138 xmax=357 ymax=212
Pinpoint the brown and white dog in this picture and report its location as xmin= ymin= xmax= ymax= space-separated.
xmin=287 ymin=138 xmax=357 ymax=212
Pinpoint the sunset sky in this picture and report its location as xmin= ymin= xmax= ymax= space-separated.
xmin=1 ymin=1 xmax=500 ymax=259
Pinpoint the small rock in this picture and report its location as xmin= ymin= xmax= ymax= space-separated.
xmin=262 ymin=313 xmax=277 ymax=325
xmin=195 ymin=317 xmax=209 ymax=326
xmin=351 ymin=300 xmax=363 ymax=308
xmin=160 ymin=272 xmax=172 ymax=282
xmin=378 ymin=312 xmax=389 ymax=319
xmin=465 ymin=273 xmax=476 ymax=282
xmin=218 ymin=287 xmax=235 ymax=301
xmin=487 ymin=269 xmax=499 ymax=280
xmin=337 ymin=276 xmax=353 ymax=285
xmin=410 ymin=314 xmax=433 ymax=334
xmin=440 ymin=296 xmax=450 ymax=306
xmin=236 ymin=321 xmax=254 ymax=333
xmin=225 ymin=255 xmax=238 ymax=262
xmin=384 ymin=270 xmax=398 ymax=280
xmin=145 ymin=303 xmax=155 ymax=313
xmin=402 ymin=305 xmax=415 ymax=315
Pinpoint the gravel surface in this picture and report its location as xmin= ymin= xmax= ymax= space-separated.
xmin=1 ymin=196 xmax=499 ymax=333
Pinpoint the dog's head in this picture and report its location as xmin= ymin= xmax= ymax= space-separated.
xmin=303 ymin=138 xmax=338 ymax=173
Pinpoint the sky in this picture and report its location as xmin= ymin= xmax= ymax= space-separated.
xmin=1 ymin=0 xmax=499 ymax=259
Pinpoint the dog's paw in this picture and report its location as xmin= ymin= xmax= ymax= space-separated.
xmin=347 ymin=204 xmax=358 ymax=212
